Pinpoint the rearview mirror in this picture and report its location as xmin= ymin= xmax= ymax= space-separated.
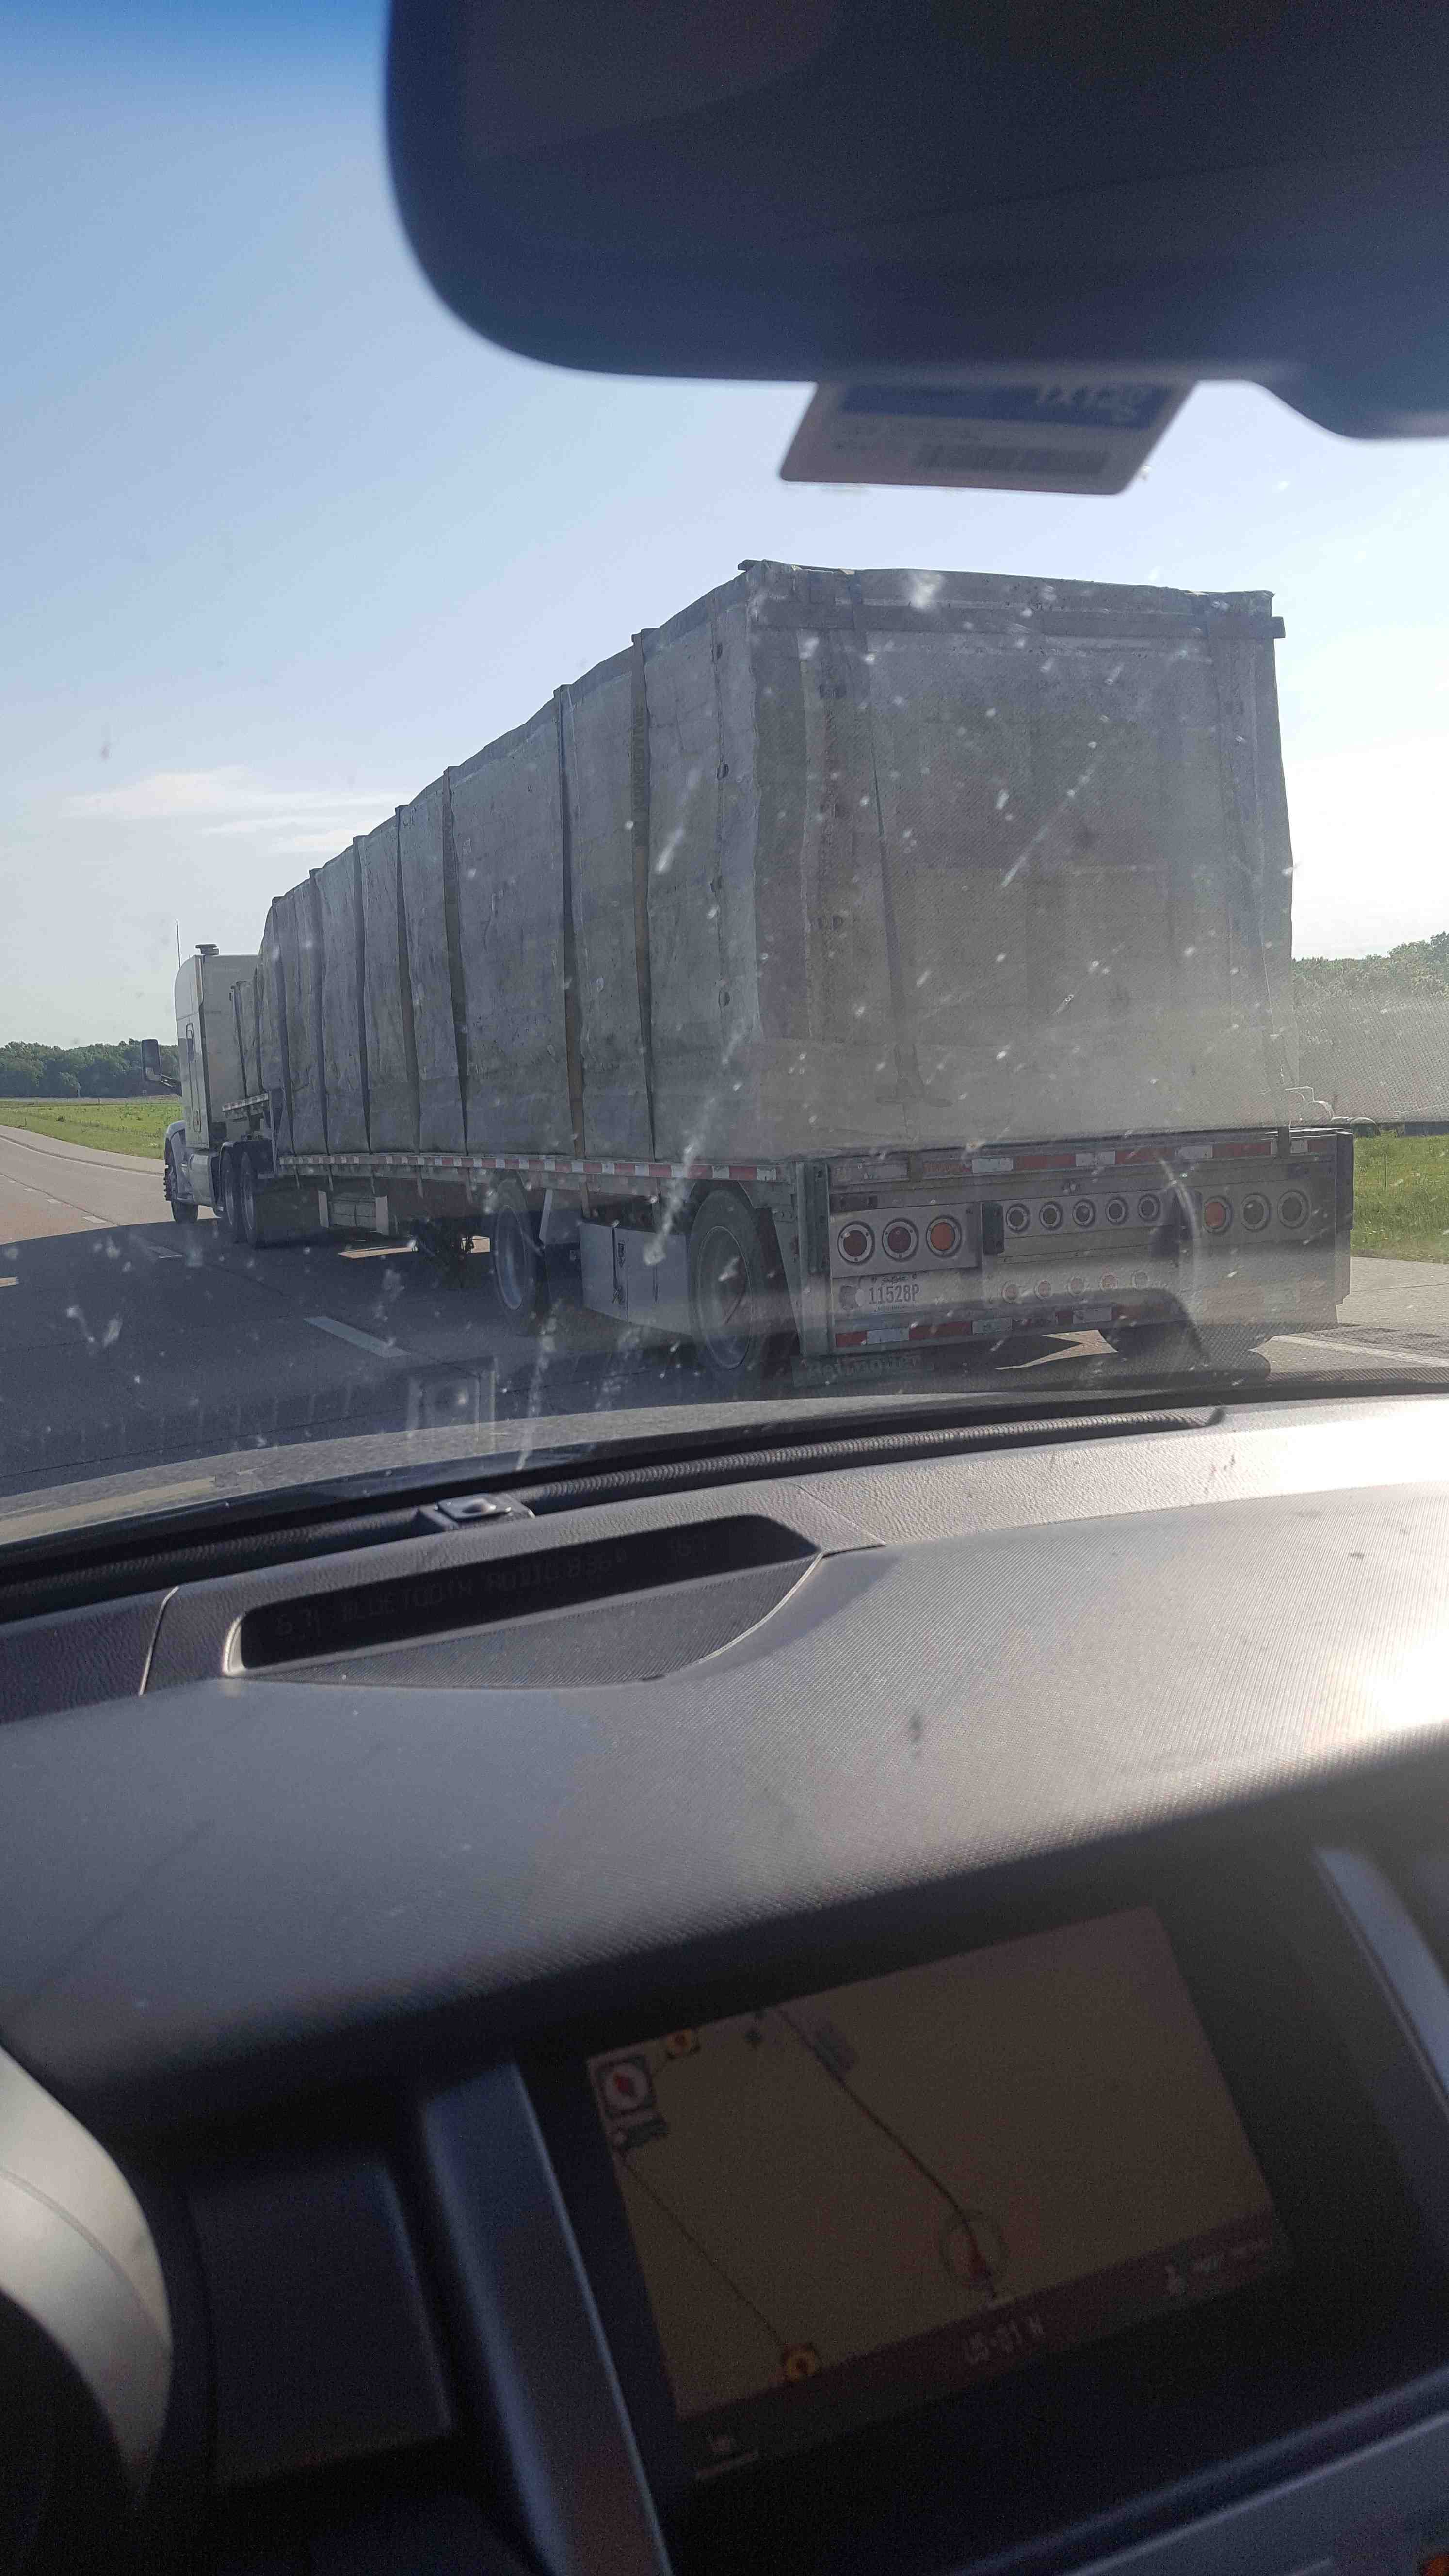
xmin=387 ymin=0 xmax=1449 ymax=439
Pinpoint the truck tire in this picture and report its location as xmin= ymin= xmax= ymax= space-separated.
xmin=687 ymin=1189 xmax=790 ymax=1394
xmin=238 ymin=1151 xmax=263 ymax=1250
xmin=166 ymin=1144 xmax=198 ymax=1224
xmin=221 ymin=1148 xmax=243 ymax=1244
xmin=489 ymin=1179 xmax=547 ymax=1332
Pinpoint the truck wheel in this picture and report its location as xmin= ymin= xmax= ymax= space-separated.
xmin=489 ymin=1179 xmax=547 ymax=1332
xmin=221 ymin=1149 xmax=243 ymax=1243
xmin=238 ymin=1151 xmax=263 ymax=1250
xmin=166 ymin=1144 xmax=198 ymax=1224
xmin=687 ymin=1189 xmax=789 ymax=1393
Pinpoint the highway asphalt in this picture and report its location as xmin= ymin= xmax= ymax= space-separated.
xmin=3 ymin=1121 xmax=1449 ymax=1525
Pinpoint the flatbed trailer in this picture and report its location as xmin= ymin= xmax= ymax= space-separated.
xmin=159 ymin=560 xmax=1352 ymax=1383
xmin=188 ymin=1096 xmax=1350 ymax=1384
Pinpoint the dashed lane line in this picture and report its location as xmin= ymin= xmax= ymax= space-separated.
xmin=305 ymin=1314 xmax=415 ymax=1359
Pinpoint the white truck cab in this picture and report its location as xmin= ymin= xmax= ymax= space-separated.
xmin=163 ymin=946 xmax=255 ymax=1220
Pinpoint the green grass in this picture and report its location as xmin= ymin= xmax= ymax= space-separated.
xmin=0 ymin=1097 xmax=176 ymax=1158
xmin=1352 ymin=1130 xmax=1449 ymax=1261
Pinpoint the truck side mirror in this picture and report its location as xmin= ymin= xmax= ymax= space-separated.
xmin=140 ymin=1038 xmax=164 ymax=1087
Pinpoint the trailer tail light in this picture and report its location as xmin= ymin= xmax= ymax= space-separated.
xmin=837 ymin=1221 xmax=873 ymax=1264
xmin=1104 ymin=1195 xmax=1128 ymax=1224
xmin=1136 ymin=1192 xmax=1162 ymax=1224
xmin=1071 ymin=1198 xmax=1095 ymax=1228
xmin=882 ymin=1218 xmax=919 ymax=1262
xmin=1004 ymin=1201 xmax=1030 ymax=1234
xmin=1278 ymin=1189 xmax=1309 ymax=1230
xmin=1202 ymin=1196 xmax=1232 ymax=1234
xmin=1038 ymin=1201 xmax=1063 ymax=1231
xmin=834 ymin=1328 xmax=868 ymax=1347
xmin=926 ymin=1213 xmax=962 ymax=1257
xmin=1242 ymin=1192 xmax=1270 ymax=1231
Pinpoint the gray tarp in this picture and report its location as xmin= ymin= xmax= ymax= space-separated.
xmin=644 ymin=567 xmax=1296 ymax=1159
xmin=316 ymin=843 xmax=368 ymax=1152
xmin=258 ymin=900 xmax=292 ymax=1159
xmin=248 ymin=561 xmax=1300 ymax=1166
xmin=561 ymin=651 xmax=652 ymax=1158
xmin=279 ymin=881 xmax=327 ymax=1153
xmin=398 ymin=775 xmax=466 ymax=1151
xmin=451 ymin=704 xmax=574 ymax=1152
xmin=357 ymin=817 xmax=417 ymax=1151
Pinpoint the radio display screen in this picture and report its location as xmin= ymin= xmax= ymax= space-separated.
xmin=587 ymin=1907 xmax=1288 ymax=2478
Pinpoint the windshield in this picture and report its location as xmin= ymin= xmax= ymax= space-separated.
xmin=7 ymin=6 xmax=1449 ymax=1547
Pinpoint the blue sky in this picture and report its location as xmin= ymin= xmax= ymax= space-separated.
xmin=6 ymin=3 xmax=1449 ymax=1042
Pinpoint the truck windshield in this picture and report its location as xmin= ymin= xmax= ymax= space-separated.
xmin=5 ymin=6 xmax=1449 ymax=1542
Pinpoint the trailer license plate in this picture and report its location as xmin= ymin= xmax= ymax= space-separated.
xmin=863 ymin=1276 xmax=921 ymax=1308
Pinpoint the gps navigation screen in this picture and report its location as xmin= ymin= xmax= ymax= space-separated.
xmin=587 ymin=1908 xmax=1288 ymax=2476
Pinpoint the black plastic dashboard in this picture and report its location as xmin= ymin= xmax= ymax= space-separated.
xmin=8 ymin=1393 xmax=1449 ymax=2574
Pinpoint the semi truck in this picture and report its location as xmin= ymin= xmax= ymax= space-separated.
xmin=158 ymin=560 xmax=1352 ymax=1386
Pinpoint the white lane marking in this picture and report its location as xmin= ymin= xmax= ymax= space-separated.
xmin=306 ymin=1314 xmax=414 ymax=1358
xmin=1276 ymin=1332 xmax=1449 ymax=1371
xmin=0 ymin=1277 xmax=15 ymax=1288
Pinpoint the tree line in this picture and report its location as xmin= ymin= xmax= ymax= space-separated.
xmin=1296 ymin=931 xmax=1449 ymax=1005
xmin=0 ymin=1039 xmax=180 ymax=1099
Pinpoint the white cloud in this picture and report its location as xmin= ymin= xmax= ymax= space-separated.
xmin=62 ymin=767 xmax=388 ymax=859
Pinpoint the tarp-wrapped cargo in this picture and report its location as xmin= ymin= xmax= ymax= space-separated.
xmin=258 ymin=901 xmax=292 ymax=1159
xmin=278 ymin=881 xmax=326 ymax=1154
xmin=561 ymin=654 xmax=652 ymax=1158
xmin=398 ymin=776 xmax=467 ymax=1150
xmin=356 ymin=818 xmax=416 ymax=1151
xmin=254 ymin=561 xmax=1303 ymax=1163
xmin=315 ymin=844 xmax=368 ymax=1152
xmin=450 ymin=702 xmax=577 ymax=1152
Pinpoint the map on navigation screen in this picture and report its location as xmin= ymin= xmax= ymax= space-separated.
xmin=588 ymin=1908 xmax=1287 ymax=2470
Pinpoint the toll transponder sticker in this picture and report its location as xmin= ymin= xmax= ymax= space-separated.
xmin=781 ymin=376 xmax=1192 ymax=496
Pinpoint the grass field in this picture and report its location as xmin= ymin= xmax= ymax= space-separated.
xmin=1352 ymin=1130 xmax=1449 ymax=1261
xmin=0 ymin=1097 xmax=175 ymax=1158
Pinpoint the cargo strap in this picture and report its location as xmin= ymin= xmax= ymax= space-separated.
xmin=845 ymin=574 xmax=927 ymax=1113
xmin=554 ymin=687 xmax=588 ymax=1159
xmin=630 ymin=631 xmax=658 ymax=1158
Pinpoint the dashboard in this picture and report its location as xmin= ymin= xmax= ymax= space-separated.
xmin=8 ymin=1392 xmax=1449 ymax=2572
